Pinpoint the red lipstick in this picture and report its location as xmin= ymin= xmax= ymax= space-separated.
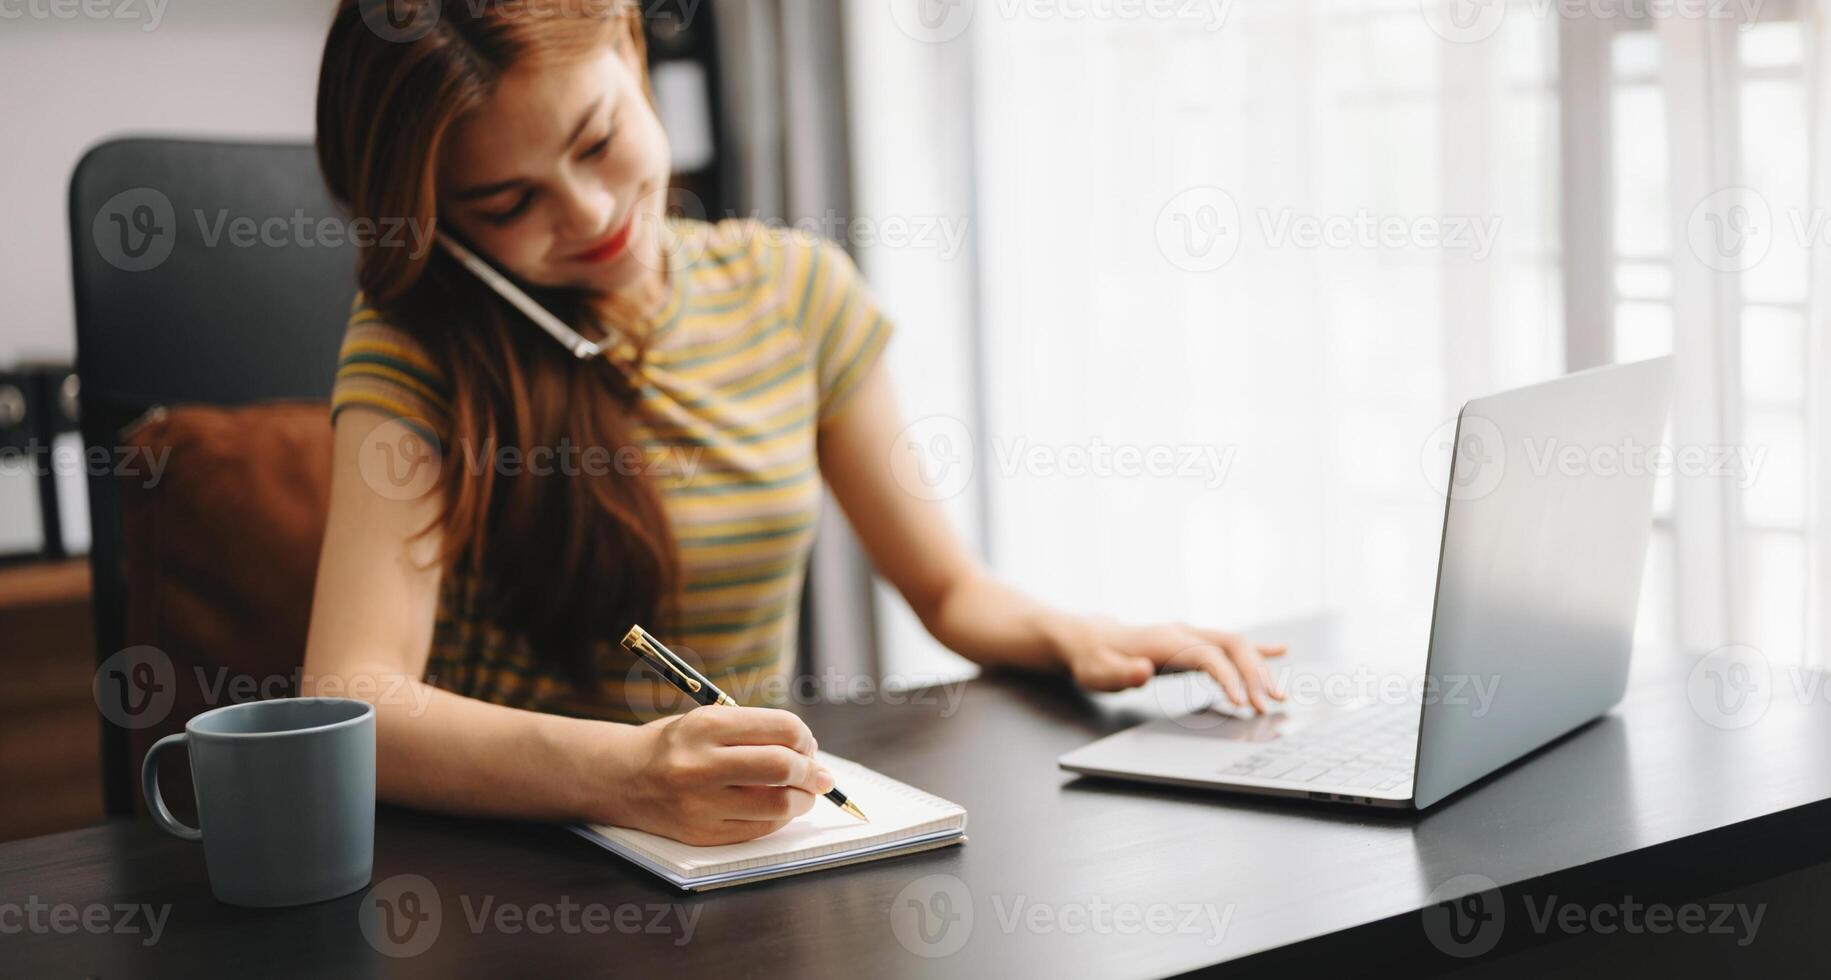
xmin=571 ymin=216 xmax=634 ymax=264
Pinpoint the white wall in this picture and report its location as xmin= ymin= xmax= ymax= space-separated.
xmin=0 ymin=0 xmax=333 ymax=364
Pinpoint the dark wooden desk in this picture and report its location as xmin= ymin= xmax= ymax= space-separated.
xmin=4 ymin=651 xmax=1830 ymax=978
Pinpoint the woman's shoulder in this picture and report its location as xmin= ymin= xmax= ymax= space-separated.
xmin=674 ymin=216 xmax=776 ymax=279
xmin=339 ymin=295 xmax=446 ymax=390
xmin=342 ymin=293 xmax=429 ymax=351
xmin=331 ymin=292 xmax=453 ymax=435
xmin=674 ymin=216 xmax=851 ymax=295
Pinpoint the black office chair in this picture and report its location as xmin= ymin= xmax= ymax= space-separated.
xmin=69 ymin=138 xmax=356 ymax=816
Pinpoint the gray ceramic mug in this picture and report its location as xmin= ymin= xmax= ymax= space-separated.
xmin=142 ymin=697 xmax=376 ymax=907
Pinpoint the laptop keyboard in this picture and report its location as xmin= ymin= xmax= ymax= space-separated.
xmin=1221 ymin=707 xmax=1419 ymax=792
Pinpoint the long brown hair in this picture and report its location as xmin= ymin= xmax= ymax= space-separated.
xmin=316 ymin=0 xmax=680 ymax=684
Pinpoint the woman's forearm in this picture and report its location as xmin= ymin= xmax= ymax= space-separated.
xmin=303 ymin=667 xmax=639 ymax=824
xmin=917 ymin=567 xmax=1081 ymax=674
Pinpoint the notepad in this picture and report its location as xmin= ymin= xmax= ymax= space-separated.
xmin=572 ymin=753 xmax=967 ymax=891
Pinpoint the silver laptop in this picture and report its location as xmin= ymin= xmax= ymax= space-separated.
xmin=1059 ymin=357 xmax=1676 ymax=810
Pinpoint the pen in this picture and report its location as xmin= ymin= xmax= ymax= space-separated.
xmin=620 ymin=625 xmax=869 ymax=822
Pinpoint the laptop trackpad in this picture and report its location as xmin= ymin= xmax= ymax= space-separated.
xmin=1149 ymin=708 xmax=1303 ymax=743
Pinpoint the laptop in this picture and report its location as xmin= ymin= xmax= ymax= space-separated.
xmin=1059 ymin=357 xmax=1676 ymax=810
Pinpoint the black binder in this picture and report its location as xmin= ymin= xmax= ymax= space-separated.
xmin=28 ymin=366 xmax=88 ymax=558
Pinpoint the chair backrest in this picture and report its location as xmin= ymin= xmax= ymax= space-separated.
xmin=69 ymin=137 xmax=357 ymax=815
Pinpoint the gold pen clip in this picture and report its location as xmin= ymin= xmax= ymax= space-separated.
xmin=621 ymin=626 xmax=702 ymax=694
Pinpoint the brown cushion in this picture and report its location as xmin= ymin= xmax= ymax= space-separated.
xmin=119 ymin=401 xmax=332 ymax=819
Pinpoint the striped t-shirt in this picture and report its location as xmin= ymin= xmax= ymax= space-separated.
xmin=330 ymin=218 xmax=893 ymax=724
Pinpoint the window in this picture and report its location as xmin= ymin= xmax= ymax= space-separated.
xmin=850 ymin=1 xmax=1827 ymax=680
xmin=1589 ymin=11 xmax=1817 ymax=665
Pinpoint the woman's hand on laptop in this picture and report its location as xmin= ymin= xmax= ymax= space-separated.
xmin=1056 ymin=616 xmax=1287 ymax=712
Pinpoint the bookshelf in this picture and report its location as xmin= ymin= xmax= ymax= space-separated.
xmin=0 ymin=559 xmax=101 ymax=841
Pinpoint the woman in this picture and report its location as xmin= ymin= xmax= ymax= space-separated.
xmin=305 ymin=0 xmax=1285 ymax=846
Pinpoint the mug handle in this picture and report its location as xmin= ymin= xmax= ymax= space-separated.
xmin=142 ymin=732 xmax=203 ymax=842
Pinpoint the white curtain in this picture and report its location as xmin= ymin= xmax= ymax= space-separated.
xmin=1643 ymin=2 xmax=1828 ymax=667
xmin=1809 ymin=3 xmax=1831 ymax=666
xmin=847 ymin=0 xmax=1827 ymax=679
xmin=851 ymin=1 xmax=1559 ymax=678
xmin=963 ymin=2 xmax=1561 ymax=666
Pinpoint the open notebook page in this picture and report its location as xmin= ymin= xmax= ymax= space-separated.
xmin=579 ymin=753 xmax=966 ymax=879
